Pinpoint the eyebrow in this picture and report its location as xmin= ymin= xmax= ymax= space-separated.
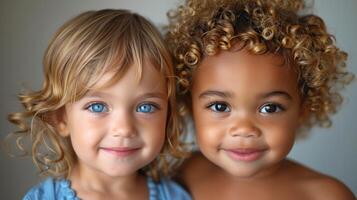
xmin=198 ymin=90 xmax=292 ymax=100
xmin=260 ymin=91 xmax=292 ymax=100
xmin=139 ymin=92 xmax=167 ymax=99
xmin=198 ymin=90 xmax=234 ymax=99
xmin=85 ymin=91 xmax=110 ymax=99
xmin=85 ymin=91 xmax=166 ymax=99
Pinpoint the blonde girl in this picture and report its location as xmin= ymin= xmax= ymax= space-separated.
xmin=8 ymin=9 xmax=191 ymax=200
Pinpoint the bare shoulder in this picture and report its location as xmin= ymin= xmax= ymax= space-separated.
xmin=286 ymin=160 xmax=355 ymax=200
xmin=306 ymin=174 xmax=355 ymax=200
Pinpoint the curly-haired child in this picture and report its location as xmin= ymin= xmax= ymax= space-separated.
xmin=7 ymin=9 xmax=192 ymax=200
xmin=166 ymin=0 xmax=355 ymax=199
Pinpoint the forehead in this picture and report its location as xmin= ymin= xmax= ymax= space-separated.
xmin=88 ymin=61 xmax=167 ymax=93
xmin=192 ymin=49 xmax=299 ymax=96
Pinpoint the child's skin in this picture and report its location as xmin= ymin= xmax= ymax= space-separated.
xmin=178 ymin=47 xmax=355 ymax=199
xmin=7 ymin=9 xmax=190 ymax=200
xmin=57 ymin=61 xmax=168 ymax=199
xmin=165 ymin=0 xmax=355 ymax=197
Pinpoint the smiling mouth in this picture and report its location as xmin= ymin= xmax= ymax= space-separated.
xmin=101 ymin=147 xmax=140 ymax=156
xmin=224 ymin=148 xmax=265 ymax=162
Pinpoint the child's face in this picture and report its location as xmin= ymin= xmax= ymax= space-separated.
xmin=58 ymin=61 xmax=168 ymax=178
xmin=191 ymin=48 xmax=304 ymax=178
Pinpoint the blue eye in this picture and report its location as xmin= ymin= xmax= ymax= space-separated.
xmin=207 ymin=102 xmax=230 ymax=112
xmin=259 ymin=103 xmax=284 ymax=114
xmin=136 ymin=104 xmax=157 ymax=113
xmin=87 ymin=103 xmax=108 ymax=113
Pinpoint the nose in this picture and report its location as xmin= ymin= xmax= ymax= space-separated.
xmin=228 ymin=116 xmax=261 ymax=138
xmin=111 ymin=111 xmax=137 ymax=138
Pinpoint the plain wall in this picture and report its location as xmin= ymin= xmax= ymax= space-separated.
xmin=0 ymin=0 xmax=356 ymax=199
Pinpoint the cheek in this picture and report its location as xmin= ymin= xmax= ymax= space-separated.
xmin=69 ymin=125 xmax=99 ymax=148
xmin=267 ymin=129 xmax=295 ymax=149
xmin=72 ymin=122 xmax=104 ymax=144
xmin=66 ymin=113 xmax=106 ymax=147
xmin=194 ymin=112 xmax=224 ymax=149
xmin=138 ymin=112 xmax=167 ymax=146
xmin=263 ymin=119 xmax=298 ymax=154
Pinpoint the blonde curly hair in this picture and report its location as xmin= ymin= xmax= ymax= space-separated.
xmin=166 ymin=0 xmax=353 ymax=129
xmin=7 ymin=9 xmax=188 ymax=180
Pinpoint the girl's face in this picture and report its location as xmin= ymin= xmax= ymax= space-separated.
xmin=59 ymin=61 xmax=168 ymax=178
xmin=191 ymin=48 xmax=305 ymax=178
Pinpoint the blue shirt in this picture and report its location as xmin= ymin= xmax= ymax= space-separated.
xmin=23 ymin=177 xmax=191 ymax=200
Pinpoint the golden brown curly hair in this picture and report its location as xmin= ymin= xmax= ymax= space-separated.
xmin=7 ymin=9 xmax=188 ymax=180
xmin=166 ymin=0 xmax=354 ymax=129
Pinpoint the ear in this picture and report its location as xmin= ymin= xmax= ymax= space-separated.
xmin=51 ymin=107 xmax=70 ymax=137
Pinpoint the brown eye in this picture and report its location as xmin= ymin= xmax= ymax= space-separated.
xmin=207 ymin=102 xmax=230 ymax=112
xmin=259 ymin=103 xmax=284 ymax=114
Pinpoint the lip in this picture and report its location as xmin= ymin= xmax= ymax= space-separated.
xmin=224 ymin=148 xmax=265 ymax=162
xmin=101 ymin=147 xmax=140 ymax=156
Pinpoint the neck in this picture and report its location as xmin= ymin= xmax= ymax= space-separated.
xmin=69 ymin=163 xmax=146 ymax=194
xmin=222 ymin=159 xmax=288 ymax=183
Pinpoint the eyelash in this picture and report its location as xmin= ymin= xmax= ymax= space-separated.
xmin=85 ymin=102 xmax=109 ymax=113
xmin=136 ymin=102 xmax=160 ymax=113
xmin=206 ymin=101 xmax=231 ymax=112
xmin=259 ymin=103 xmax=285 ymax=114
xmin=85 ymin=101 xmax=161 ymax=113
xmin=205 ymin=102 xmax=285 ymax=114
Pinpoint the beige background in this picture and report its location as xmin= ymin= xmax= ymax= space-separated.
xmin=1 ymin=0 xmax=356 ymax=199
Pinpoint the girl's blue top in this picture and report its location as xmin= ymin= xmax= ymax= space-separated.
xmin=22 ymin=177 xmax=191 ymax=200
